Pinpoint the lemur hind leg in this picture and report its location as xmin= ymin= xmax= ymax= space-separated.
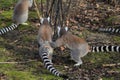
xmin=74 ymin=58 xmax=83 ymax=67
xmin=70 ymin=50 xmax=83 ymax=66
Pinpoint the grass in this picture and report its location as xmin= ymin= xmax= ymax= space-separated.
xmin=113 ymin=36 xmax=120 ymax=44
xmin=0 ymin=1 xmax=63 ymax=80
xmin=0 ymin=10 xmax=13 ymax=28
xmin=102 ymin=77 xmax=114 ymax=80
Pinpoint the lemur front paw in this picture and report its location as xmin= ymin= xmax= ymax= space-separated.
xmin=74 ymin=62 xmax=82 ymax=67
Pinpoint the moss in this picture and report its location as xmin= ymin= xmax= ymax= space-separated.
xmin=106 ymin=16 xmax=116 ymax=23
xmin=0 ymin=10 xmax=13 ymax=19
xmin=105 ymin=15 xmax=120 ymax=25
xmin=0 ymin=10 xmax=13 ymax=28
xmin=0 ymin=0 xmax=17 ymax=9
xmin=29 ymin=11 xmax=39 ymax=19
xmin=113 ymin=36 xmax=120 ymax=44
xmin=0 ymin=64 xmax=15 ymax=72
xmin=6 ymin=71 xmax=40 ymax=80
xmin=84 ymin=52 xmax=112 ymax=64
xmin=0 ymin=47 xmax=12 ymax=61
xmin=40 ymin=74 xmax=62 ymax=80
xmin=102 ymin=77 xmax=114 ymax=80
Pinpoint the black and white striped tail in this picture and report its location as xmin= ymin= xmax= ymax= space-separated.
xmin=98 ymin=27 xmax=120 ymax=34
xmin=41 ymin=52 xmax=68 ymax=78
xmin=91 ymin=45 xmax=120 ymax=52
xmin=0 ymin=23 xmax=18 ymax=35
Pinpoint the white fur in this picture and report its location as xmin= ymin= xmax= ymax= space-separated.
xmin=47 ymin=17 xmax=50 ymax=22
xmin=65 ymin=26 xmax=68 ymax=31
xmin=40 ymin=18 xmax=44 ymax=24
xmin=57 ymin=26 xmax=61 ymax=37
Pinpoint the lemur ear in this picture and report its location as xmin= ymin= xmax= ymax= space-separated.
xmin=47 ymin=17 xmax=50 ymax=22
xmin=65 ymin=26 xmax=68 ymax=31
xmin=57 ymin=26 xmax=61 ymax=37
xmin=57 ymin=26 xmax=61 ymax=31
xmin=40 ymin=18 xmax=44 ymax=24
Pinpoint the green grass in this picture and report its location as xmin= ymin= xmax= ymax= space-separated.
xmin=113 ymin=36 xmax=120 ymax=44
xmin=6 ymin=71 xmax=40 ymax=80
xmin=102 ymin=77 xmax=114 ymax=80
xmin=105 ymin=15 xmax=120 ymax=25
xmin=0 ymin=0 xmax=17 ymax=9
xmin=0 ymin=10 xmax=13 ymax=28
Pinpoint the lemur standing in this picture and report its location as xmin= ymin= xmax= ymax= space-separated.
xmin=0 ymin=0 xmax=33 ymax=35
xmin=38 ymin=17 xmax=53 ymax=63
xmin=37 ymin=17 xmax=68 ymax=78
xmin=50 ymin=26 xmax=120 ymax=66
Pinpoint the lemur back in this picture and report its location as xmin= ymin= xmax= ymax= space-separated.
xmin=51 ymin=26 xmax=120 ymax=66
xmin=0 ymin=0 xmax=33 ymax=35
xmin=37 ymin=17 xmax=53 ymax=45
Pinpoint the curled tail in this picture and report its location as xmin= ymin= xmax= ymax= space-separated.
xmin=98 ymin=27 xmax=120 ymax=34
xmin=40 ymin=49 xmax=68 ymax=79
xmin=91 ymin=45 xmax=120 ymax=52
xmin=0 ymin=23 xmax=18 ymax=35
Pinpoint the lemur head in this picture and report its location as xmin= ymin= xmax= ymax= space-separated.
xmin=40 ymin=17 xmax=50 ymax=24
xmin=57 ymin=26 xmax=68 ymax=37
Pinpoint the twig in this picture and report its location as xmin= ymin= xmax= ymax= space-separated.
xmin=0 ymin=60 xmax=37 ymax=64
xmin=33 ymin=0 xmax=42 ymax=22
xmin=107 ymin=70 xmax=120 ymax=74
xmin=102 ymin=63 xmax=120 ymax=67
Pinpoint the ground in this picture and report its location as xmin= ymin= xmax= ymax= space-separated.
xmin=0 ymin=0 xmax=120 ymax=80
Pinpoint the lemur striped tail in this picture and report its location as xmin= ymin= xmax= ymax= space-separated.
xmin=98 ymin=27 xmax=120 ymax=33
xmin=41 ymin=49 xmax=68 ymax=79
xmin=0 ymin=23 xmax=18 ymax=35
xmin=91 ymin=45 xmax=120 ymax=52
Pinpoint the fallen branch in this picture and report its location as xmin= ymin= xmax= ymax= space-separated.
xmin=103 ymin=63 xmax=120 ymax=67
xmin=107 ymin=70 xmax=120 ymax=74
xmin=33 ymin=0 xmax=42 ymax=22
xmin=0 ymin=60 xmax=37 ymax=64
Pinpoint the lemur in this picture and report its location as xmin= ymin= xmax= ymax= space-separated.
xmin=0 ymin=0 xmax=33 ymax=35
xmin=50 ymin=26 xmax=120 ymax=66
xmin=38 ymin=17 xmax=53 ymax=63
xmin=37 ymin=17 xmax=68 ymax=78
xmin=98 ymin=27 xmax=120 ymax=34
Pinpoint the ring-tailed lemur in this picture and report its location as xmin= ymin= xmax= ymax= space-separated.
xmin=50 ymin=26 xmax=120 ymax=66
xmin=98 ymin=27 xmax=120 ymax=34
xmin=0 ymin=0 xmax=33 ymax=35
xmin=37 ymin=17 xmax=68 ymax=78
